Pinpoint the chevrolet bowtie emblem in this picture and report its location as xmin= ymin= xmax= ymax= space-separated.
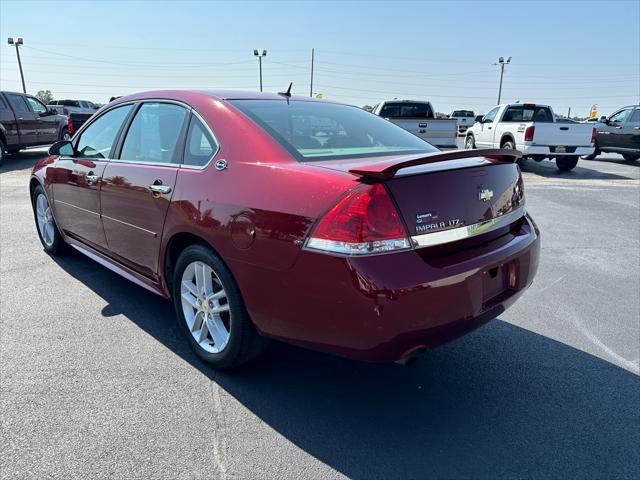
xmin=479 ymin=189 xmax=494 ymax=202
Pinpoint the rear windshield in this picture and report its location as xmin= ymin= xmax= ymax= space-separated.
xmin=230 ymin=99 xmax=437 ymax=161
xmin=378 ymin=102 xmax=434 ymax=119
xmin=57 ymin=100 xmax=81 ymax=107
xmin=502 ymin=105 xmax=554 ymax=123
xmin=451 ymin=110 xmax=474 ymax=117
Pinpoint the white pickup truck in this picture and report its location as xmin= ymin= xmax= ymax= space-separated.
xmin=465 ymin=103 xmax=596 ymax=171
xmin=371 ymin=100 xmax=458 ymax=148
xmin=450 ymin=109 xmax=476 ymax=135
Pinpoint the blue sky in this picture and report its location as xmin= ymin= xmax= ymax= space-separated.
xmin=1 ymin=0 xmax=638 ymax=116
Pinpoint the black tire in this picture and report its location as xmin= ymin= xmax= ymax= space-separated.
xmin=32 ymin=184 xmax=67 ymax=254
xmin=556 ymin=156 xmax=579 ymax=171
xmin=172 ymin=244 xmax=268 ymax=369
xmin=501 ymin=140 xmax=515 ymax=150
xmin=0 ymin=139 xmax=5 ymax=166
xmin=582 ymin=145 xmax=599 ymax=160
xmin=622 ymin=153 xmax=640 ymax=162
xmin=60 ymin=128 xmax=71 ymax=142
xmin=464 ymin=134 xmax=475 ymax=149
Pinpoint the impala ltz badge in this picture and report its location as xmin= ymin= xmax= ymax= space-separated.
xmin=478 ymin=189 xmax=494 ymax=202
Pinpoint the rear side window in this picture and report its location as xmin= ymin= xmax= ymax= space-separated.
xmin=502 ymin=105 xmax=553 ymax=123
xmin=120 ymin=102 xmax=188 ymax=164
xmin=76 ymin=104 xmax=133 ymax=159
xmin=183 ymin=116 xmax=217 ymax=167
xmin=6 ymin=94 xmax=30 ymax=112
xmin=379 ymin=102 xmax=434 ymax=119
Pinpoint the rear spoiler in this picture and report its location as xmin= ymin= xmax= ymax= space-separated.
xmin=349 ymin=148 xmax=522 ymax=180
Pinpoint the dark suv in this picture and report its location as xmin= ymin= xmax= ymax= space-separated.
xmin=0 ymin=91 xmax=70 ymax=165
xmin=586 ymin=105 xmax=640 ymax=161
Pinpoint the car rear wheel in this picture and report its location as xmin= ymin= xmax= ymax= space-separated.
xmin=556 ymin=156 xmax=579 ymax=171
xmin=172 ymin=244 xmax=268 ymax=369
xmin=501 ymin=140 xmax=515 ymax=150
xmin=622 ymin=153 xmax=639 ymax=162
xmin=60 ymin=128 xmax=71 ymax=142
xmin=32 ymin=185 xmax=67 ymax=254
xmin=464 ymin=135 xmax=475 ymax=149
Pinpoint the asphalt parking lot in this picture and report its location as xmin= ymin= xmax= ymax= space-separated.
xmin=1 ymin=148 xmax=639 ymax=479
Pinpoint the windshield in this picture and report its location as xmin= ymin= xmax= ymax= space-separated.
xmin=230 ymin=99 xmax=437 ymax=161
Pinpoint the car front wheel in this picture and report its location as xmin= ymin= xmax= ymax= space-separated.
xmin=32 ymin=185 xmax=67 ymax=254
xmin=172 ymin=244 xmax=268 ymax=369
xmin=622 ymin=153 xmax=639 ymax=161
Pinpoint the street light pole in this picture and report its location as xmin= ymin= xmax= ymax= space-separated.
xmin=310 ymin=48 xmax=314 ymax=97
xmin=494 ymin=56 xmax=511 ymax=104
xmin=253 ymin=49 xmax=267 ymax=92
xmin=7 ymin=37 xmax=26 ymax=93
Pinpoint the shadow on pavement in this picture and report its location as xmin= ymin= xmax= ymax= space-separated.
xmin=518 ymin=158 xmax=636 ymax=180
xmin=52 ymin=250 xmax=640 ymax=479
xmin=0 ymin=150 xmax=48 ymax=174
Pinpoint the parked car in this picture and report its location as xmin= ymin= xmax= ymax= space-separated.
xmin=465 ymin=103 xmax=596 ymax=171
xmin=48 ymin=99 xmax=99 ymax=133
xmin=0 ymin=91 xmax=71 ymax=164
xmin=31 ymin=90 xmax=540 ymax=369
xmin=450 ymin=109 xmax=476 ymax=135
xmin=583 ymin=105 xmax=640 ymax=161
xmin=371 ymin=100 xmax=458 ymax=148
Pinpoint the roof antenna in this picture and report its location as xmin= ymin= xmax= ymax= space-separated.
xmin=278 ymin=82 xmax=293 ymax=101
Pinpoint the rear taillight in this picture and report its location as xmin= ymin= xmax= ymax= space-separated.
xmin=591 ymin=127 xmax=596 ymax=144
xmin=304 ymin=184 xmax=411 ymax=255
xmin=67 ymin=116 xmax=73 ymax=135
xmin=524 ymin=125 xmax=535 ymax=142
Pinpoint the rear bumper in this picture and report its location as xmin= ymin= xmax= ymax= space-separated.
xmin=238 ymin=213 xmax=540 ymax=362
xmin=520 ymin=145 xmax=595 ymax=156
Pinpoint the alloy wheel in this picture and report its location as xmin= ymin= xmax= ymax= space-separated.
xmin=35 ymin=193 xmax=55 ymax=247
xmin=180 ymin=261 xmax=231 ymax=353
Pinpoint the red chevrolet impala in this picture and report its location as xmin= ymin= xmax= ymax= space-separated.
xmin=30 ymin=90 xmax=540 ymax=368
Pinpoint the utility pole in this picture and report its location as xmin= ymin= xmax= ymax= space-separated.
xmin=7 ymin=37 xmax=26 ymax=93
xmin=567 ymin=107 xmax=571 ymax=119
xmin=493 ymin=56 xmax=511 ymax=104
xmin=253 ymin=49 xmax=267 ymax=92
xmin=310 ymin=48 xmax=314 ymax=97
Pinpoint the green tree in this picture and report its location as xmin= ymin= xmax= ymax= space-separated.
xmin=35 ymin=90 xmax=53 ymax=104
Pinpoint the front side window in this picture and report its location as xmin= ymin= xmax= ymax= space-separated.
xmin=6 ymin=94 xmax=30 ymax=112
xmin=183 ymin=116 xmax=217 ymax=167
xmin=609 ymin=108 xmax=632 ymax=124
xmin=120 ymin=102 xmax=188 ymax=164
xmin=629 ymin=109 xmax=640 ymax=123
xmin=483 ymin=107 xmax=500 ymax=123
xmin=26 ymin=97 xmax=47 ymax=114
xmin=76 ymin=104 xmax=133 ymax=159
xmin=230 ymin=100 xmax=437 ymax=161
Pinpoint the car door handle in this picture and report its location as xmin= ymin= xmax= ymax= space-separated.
xmin=86 ymin=173 xmax=100 ymax=185
xmin=488 ymin=126 xmax=492 ymax=130
xmin=148 ymin=184 xmax=172 ymax=195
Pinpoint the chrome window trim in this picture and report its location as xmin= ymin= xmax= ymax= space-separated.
xmin=179 ymin=109 xmax=221 ymax=171
xmin=411 ymin=206 xmax=525 ymax=249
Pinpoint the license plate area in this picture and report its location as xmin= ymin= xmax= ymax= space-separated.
xmin=555 ymin=146 xmax=567 ymax=153
xmin=482 ymin=265 xmax=506 ymax=302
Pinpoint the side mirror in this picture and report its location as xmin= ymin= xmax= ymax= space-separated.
xmin=48 ymin=140 xmax=74 ymax=156
xmin=475 ymin=115 xmax=484 ymax=123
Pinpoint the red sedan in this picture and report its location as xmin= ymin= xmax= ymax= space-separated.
xmin=30 ymin=90 xmax=540 ymax=368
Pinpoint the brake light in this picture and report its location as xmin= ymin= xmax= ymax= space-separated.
xmin=304 ymin=184 xmax=411 ymax=255
xmin=591 ymin=127 xmax=596 ymax=144
xmin=524 ymin=125 xmax=535 ymax=142
xmin=67 ymin=115 xmax=73 ymax=135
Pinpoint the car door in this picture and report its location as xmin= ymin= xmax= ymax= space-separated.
xmin=100 ymin=101 xmax=189 ymax=277
xmin=49 ymin=103 xmax=134 ymax=250
xmin=621 ymin=108 xmax=640 ymax=152
xmin=599 ymin=107 xmax=633 ymax=149
xmin=25 ymin=95 xmax=59 ymax=144
xmin=475 ymin=106 xmax=500 ymax=147
xmin=5 ymin=93 xmax=38 ymax=145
